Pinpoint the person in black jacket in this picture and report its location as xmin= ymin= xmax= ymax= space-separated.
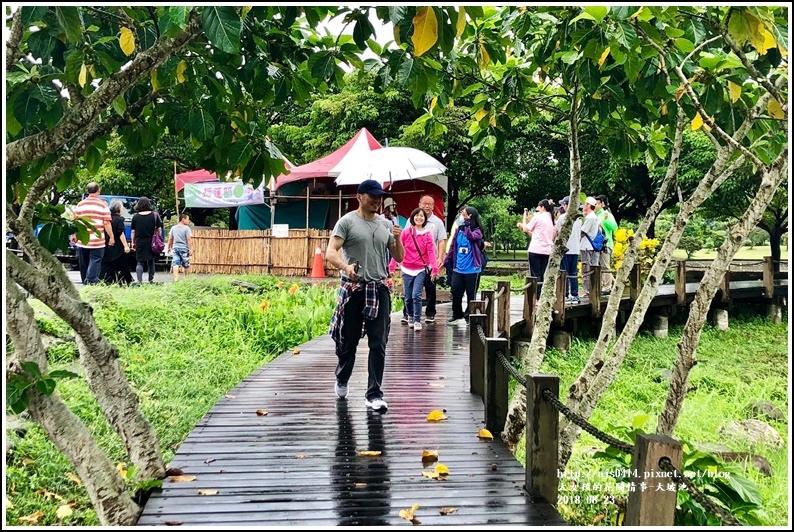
xmin=130 ymin=197 xmax=163 ymax=283
xmin=101 ymin=200 xmax=133 ymax=284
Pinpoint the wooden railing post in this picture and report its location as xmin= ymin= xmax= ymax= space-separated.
xmin=525 ymin=375 xmax=559 ymax=505
xmin=590 ymin=265 xmax=601 ymax=317
xmin=485 ymin=338 xmax=509 ymax=434
xmin=482 ymin=289 xmax=495 ymax=338
xmin=522 ymin=276 xmax=537 ymax=337
xmin=630 ymin=264 xmax=641 ymax=302
xmin=553 ymin=272 xmax=566 ymax=326
xmin=675 ymin=260 xmax=687 ymax=305
xmin=468 ymin=313 xmax=487 ymax=398
xmin=763 ymin=256 xmax=774 ymax=298
xmin=497 ymin=280 xmax=511 ymax=336
xmin=719 ymin=269 xmax=731 ymax=303
xmin=625 ymin=434 xmax=683 ymax=526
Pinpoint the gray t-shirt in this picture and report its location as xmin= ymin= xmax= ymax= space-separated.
xmin=332 ymin=211 xmax=395 ymax=281
xmin=169 ymin=224 xmax=192 ymax=248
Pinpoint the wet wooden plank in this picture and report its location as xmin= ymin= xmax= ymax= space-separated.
xmin=140 ymin=302 xmax=565 ymax=526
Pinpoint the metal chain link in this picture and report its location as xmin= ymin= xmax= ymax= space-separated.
xmin=541 ymin=390 xmax=634 ymax=455
xmin=658 ymin=458 xmax=742 ymax=527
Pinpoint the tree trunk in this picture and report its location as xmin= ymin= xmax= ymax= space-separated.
xmin=8 ymin=245 xmax=165 ymax=482
xmin=657 ymin=155 xmax=787 ymax=435
xmin=501 ymin=96 xmax=583 ymax=449
xmin=6 ymin=283 xmax=142 ymax=526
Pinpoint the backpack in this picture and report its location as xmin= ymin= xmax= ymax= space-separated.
xmin=586 ymin=227 xmax=605 ymax=252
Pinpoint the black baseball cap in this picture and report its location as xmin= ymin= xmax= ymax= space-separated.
xmin=357 ymin=179 xmax=388 ymax=196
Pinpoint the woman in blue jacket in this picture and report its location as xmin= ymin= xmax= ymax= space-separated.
xmin=443 ymin=206 xmax=485 ymax=323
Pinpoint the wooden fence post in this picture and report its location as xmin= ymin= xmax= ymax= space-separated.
xmin=553 ymin=273 xmax=566 ymax=326
xmin=497 ymin=280 xmax=511 ymax=336
xmin=763 ymin=256 xmax=774 ymax=298
xmin=525 ymin=375 xmax=559 ymax=505
xmin=675 ymin=260 xmax=687 ymax=305
xmin=590 ymin=265 xmax=601 ymax=317
xmin=630 ymin=264 xmax=641 ymax=302
xmin=523 ymin=276 xmax=537 ymax=337
xmin=482 ymin=289 xmax=495 ymax=338
xmin=485 ymin=338 xmax=509 ymax=434
xmin=625 ymin=434 xmax=683 ymax=526
xmin=719 ymin=269 xmax=731 ymax=304
xmin=468 ymin=313 xmax=487 ymax=398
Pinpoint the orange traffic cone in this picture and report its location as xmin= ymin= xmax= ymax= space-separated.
xmin=310 ymin=246 xmax=326 ymax=278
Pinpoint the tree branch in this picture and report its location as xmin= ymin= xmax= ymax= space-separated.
xmin=6 ymin=10 xmax=202 ymax=170
xmin=6 ymin=7 xmax=24 ymax=71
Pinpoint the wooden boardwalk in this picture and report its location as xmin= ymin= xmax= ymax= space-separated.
xmin=139 ymin=276 xmax=785 ymax=526
xmin=139 ymin=302 xmax=566 ymax=526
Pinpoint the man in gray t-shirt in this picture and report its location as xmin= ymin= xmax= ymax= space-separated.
xmin=168 ymin=213 xmax=193 ymax=282
xmin=326 ymin=180 xmax=404 ymax=413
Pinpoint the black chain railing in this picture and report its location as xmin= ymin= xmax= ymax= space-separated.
xmin=659 ymin=458 xmax=742 ymax=527
xmin=541 ymin=390 xmax=635 ymax=455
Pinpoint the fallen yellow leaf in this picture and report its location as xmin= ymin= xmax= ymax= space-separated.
xmin=435 ymin=463 xmax=450 ymax=476
xmin=169 ymin=475 xmax=197 ymax=483
xmin=440 ymin=507 xmax=458 ymax=515
xmin=478 ymin=428 xmax=494 ymax=441
xmin=56 ymin=504 xmax=73 ymax=519
xmin=427 ymin=383 xmax=446 ymax=388
xmin=197 ymin=489 xmax=218 ymax=495
xmin=295 ymin=454 xmax=307 ymax=459
xmin=117 ymin=462 xmax=127 ymax=477
xmin=256 ymin=409 xmax=268 ymax=416
xmin=292 ymin=348 xmax=300 ymax=354
xmin=421 ymin=450 xmax=439 ymax=461
xmin=224 ymin=395 xmax=236 ymax=399
xmin=18 ymin=511 xmax=44 ymax=524
xmin=422 ymin=470 xmax=439 ymax=479
xmin=354 ymin=483 xmax=367 ymax=488
xmin=65 ymin=472 xmax=81 ymax=485
xmin=399 ymin=503 xmax=421 ymax=524
xmin=426 ymin=410 xmax=448 ymax=422
xmin=5 ymin=496 xmax=12 ymax=509
xmin=357 ymin=450 xmax=382 ymax=457
xmin=21 ymin=458 xmax=33 ymax=466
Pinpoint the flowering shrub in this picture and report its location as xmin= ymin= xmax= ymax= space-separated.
xmin=612 ymin=228 xmax=660 ymax=280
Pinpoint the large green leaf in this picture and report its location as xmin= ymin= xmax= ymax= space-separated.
xmin=202 ymin=6 xmax=242 ymax=54
xmin=578 ymin=60 xmax=601 ymax=94
xmin=188 ymin=107 xmax=215 ymax=141
xmin=13 ymin=89 xmax=43 ymax=125
xmin=228 ymin=138 xmax=254 ymax=171
xmin=308 ymin=51 xmax=336 ymax=81
xmin=27 ymin=28 xmax=57 ymax=61
xmin=21 ymin=6 xmax=48 ymax=25
xmin=55 ymin=7 xmax=84 ymax=44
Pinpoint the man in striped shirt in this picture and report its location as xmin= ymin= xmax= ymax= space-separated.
xmin=71 ymin=182 xmax=113 ymax=285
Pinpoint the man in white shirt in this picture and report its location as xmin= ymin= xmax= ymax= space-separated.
xmin=579 ymin=196 xmax=601 ymax=299
xmin=555 ymin=196 xmax=583 ymax=303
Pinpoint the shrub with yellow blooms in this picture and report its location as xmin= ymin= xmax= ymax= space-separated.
xmin=611 ymin=227 xmax=660 ymax=280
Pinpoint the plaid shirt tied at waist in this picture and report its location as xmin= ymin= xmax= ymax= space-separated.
xmin=329 ymin=278 xmax=390 ymax=351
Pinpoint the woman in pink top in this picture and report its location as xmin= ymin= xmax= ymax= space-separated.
xmin=389 ymin=208 xmax=438 ymax=331
xmin=517 ymin=199 xmax=556 ymax=297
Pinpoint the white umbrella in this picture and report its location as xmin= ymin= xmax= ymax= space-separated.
xmin=334 ymin=146 xmax=447 ymax=192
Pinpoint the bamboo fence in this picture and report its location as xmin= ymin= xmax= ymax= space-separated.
xmin=190 ymin=228 xmax=335 ymax=276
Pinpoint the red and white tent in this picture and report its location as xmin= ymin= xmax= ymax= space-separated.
xmin=273 ymin=127 xmax=382 ymax=191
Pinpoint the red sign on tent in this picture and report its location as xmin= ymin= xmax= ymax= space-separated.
xmin=175 ymin=169 xmax=218 ymax=193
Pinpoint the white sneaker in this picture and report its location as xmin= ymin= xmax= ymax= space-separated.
xmin=400 ymin=317 xmax=409 ymax=325
xmin=413 ymin=322 xmax=423 ymax=331
xmin=365 ymin=397 xmax=388 ymax=412
xmin=335 ymin=382 xmax=348 ymax=399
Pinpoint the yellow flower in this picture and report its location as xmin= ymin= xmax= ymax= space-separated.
xmin=614 ymin=228 xmax=628 ymax=243
xmin=288 ymin=283 xmax=300 ymax=295
xmin=259 ymin=300 xmax=270 ymax=311
xmin=627 ymin=229 xmax=634 ymax=238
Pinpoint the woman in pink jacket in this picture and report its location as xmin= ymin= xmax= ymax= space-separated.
xmin=389 ymin=208 xmax=438 ymax=331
